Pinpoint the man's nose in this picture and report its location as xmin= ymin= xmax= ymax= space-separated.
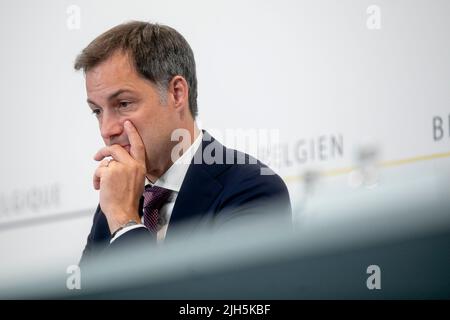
xmin=100 ymin=111 xmax=123 ymax=142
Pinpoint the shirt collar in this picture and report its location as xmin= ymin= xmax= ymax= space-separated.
xmin=145 ymin=130 xmax=203 ymax=193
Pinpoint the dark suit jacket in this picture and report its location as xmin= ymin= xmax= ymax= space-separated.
xmin=80 ymin=131 xmax=291 ymax=266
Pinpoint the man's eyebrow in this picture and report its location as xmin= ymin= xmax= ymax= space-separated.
xmin=87 ymin=89 xmax=137 ymax=107
xmin=107 ymin=89 xmax=136 ymax=101
xmin=86 ymin=99 xmax=99 ymax=108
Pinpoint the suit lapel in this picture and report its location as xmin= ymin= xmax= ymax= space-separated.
xmin=166 ymin=131 xmax=228 ymax=237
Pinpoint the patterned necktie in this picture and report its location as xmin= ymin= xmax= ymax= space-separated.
xmin=142 ymin=185 xmax=172 ymax=234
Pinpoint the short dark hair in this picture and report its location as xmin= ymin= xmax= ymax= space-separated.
xmin=74 ymin=21 xmax=198 ymax=117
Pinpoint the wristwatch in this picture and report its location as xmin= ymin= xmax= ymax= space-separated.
xmin=111 ymin=220 xmax=140 ymax=239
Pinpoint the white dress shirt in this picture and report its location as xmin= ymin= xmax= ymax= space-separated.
xmin=110 ymin=130 xmax=203 ymax=244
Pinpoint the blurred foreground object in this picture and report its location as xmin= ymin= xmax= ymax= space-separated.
xmin=1 ymin=172 xmax=449 ymax=299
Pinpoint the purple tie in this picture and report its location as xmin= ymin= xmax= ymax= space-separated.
xmin=143 ymin=185 xmax=172 ymax=234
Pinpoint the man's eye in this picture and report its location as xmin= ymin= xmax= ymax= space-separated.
xmin=119 ymin=101 xmax=131 ymax=108
xmin=91 ymin=109 xmax=101 ymax=116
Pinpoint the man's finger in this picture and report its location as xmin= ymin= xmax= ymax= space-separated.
xmin=99 ymin=159 xmax=110 ymax=168
xmin=94 ymin=144 xmax=131 ymax=163
xmin=124 ymin=120 xmax=146 ymax=164
xmin=93 ymin=166 xmax=108 ymax=190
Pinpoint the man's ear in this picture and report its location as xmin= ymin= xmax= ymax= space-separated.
xmin=168 ymin=75 xmax=189 ymax=112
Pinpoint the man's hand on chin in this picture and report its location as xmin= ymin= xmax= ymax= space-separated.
xmin=93 ymin=120 xmax=147 ymax=234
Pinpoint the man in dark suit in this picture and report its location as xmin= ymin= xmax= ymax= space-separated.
xmin=74 ymin=21 xmax=291 ymax=266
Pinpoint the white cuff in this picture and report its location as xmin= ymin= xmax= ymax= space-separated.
xmin=110 ymin=224 xmax=147 ymax=244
